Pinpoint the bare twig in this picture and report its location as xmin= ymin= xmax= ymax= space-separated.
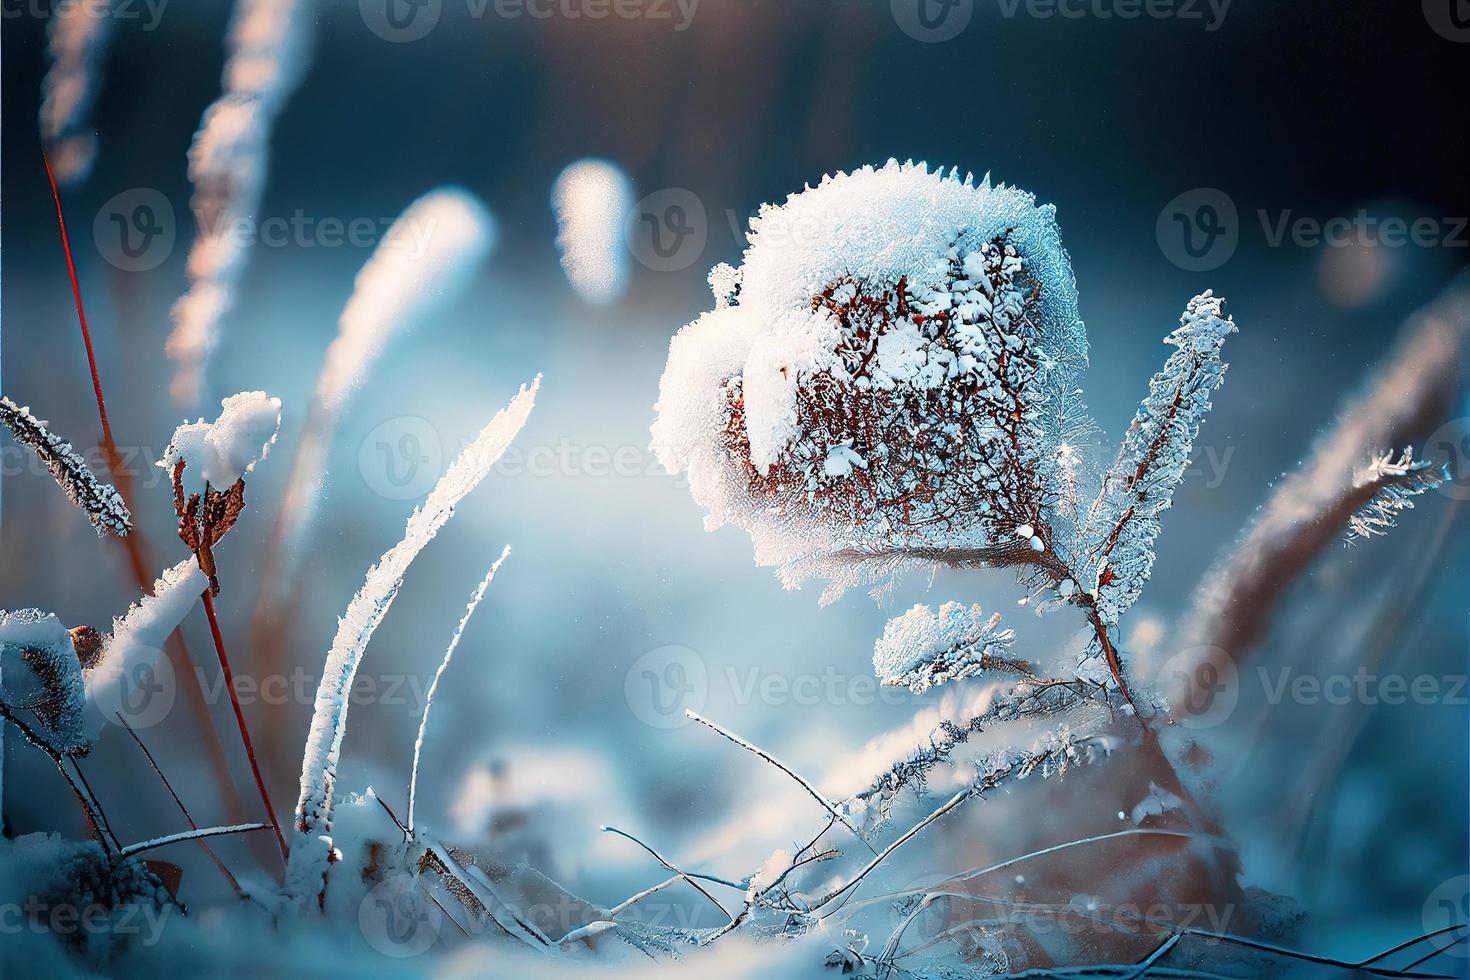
xmin=117 ymin=714 xmax=245 ymax=895
xmin=685 ymin=709 xmax=875 ymax=853
xmin=600 ymin=825 xmax=735 ymax=924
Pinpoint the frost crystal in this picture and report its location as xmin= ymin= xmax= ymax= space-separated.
xmin=1344 ymin=448 xmax=1445 ymax=543
xmin=0 ymin=396 xmax=131 ymax=537
xmin=1082 ymin=291 xmax=1236 ymax=623
xmin=652 ymin=160 xmax=1088 ymax=589
xmin=0 ymin=609 xmax=88 ymax=755
xmin=872 ymin=602 xmax=1019 ymax=694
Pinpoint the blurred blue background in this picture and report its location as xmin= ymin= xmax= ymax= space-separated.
xmin=1 ymin=0 xmax=1466 ymax=963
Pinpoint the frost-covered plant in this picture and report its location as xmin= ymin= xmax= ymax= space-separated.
xmin=872 ymin=601 xmax=1019 ymax=694
xmin=0 ymin=610 xmax=90 ymax=755
xmin=651 ymin=161 xmax=1230 ymax=706
xmin=0 ymin=395 xmax=131 ymax=537
xmin=161 ymin=391 xmax=281 ymax=595
xmin=652 ymin=161 xmax=1090 ymax=595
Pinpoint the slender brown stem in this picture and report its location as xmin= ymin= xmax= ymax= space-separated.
xmin=201 ymin=588 xmax=289 ymax=863
xmin=117 ymin=714 xmax=246 ymax=896
xmin=42 ymin=152 xmax=248 ymax=826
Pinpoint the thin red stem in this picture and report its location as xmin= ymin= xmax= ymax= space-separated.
xmin=43 ymin=154 xmax=114 ymax=448
xmin=41 ymin=152 xmax=252 ymax=828
xmin=202 ymin=588 xmax=289 ymax=864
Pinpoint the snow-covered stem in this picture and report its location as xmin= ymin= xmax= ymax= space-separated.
xmin=288 ymin=380 xmax=539 ymax=905
xmin=685 ymin=709 xmax=872 ymax=849
xmin=1175 ymin=275 xmax=1470 ymax=680
xmin=119 ymin=822 xmax=272 ymax=859
xmin=251 ymin=189 xmax=495 ymax=749
xmin=811 ymin=785 xmax=976 ymax=916
xmin=0 ymin=396 xmax=131 ymax=535
xmin=407 ymin=547 xmax=510 ymax=833
xmin=608 ymin=875 xmax=685 ymax=916
xmin=202 ymin=588 xmax=288 ymax=862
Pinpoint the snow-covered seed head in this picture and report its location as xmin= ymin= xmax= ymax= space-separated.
xmin=160 ymin=390 xmax=282 ymax=489
xmin=652 ymin=161 xmax=1087 ymax=579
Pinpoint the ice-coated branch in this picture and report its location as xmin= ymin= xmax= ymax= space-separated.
xmin=118 ymin=823 xmax=272 ymax=859
xmin=287 ymin=379 xmax=538 ymax=906
xmin=600 ymin=825 xmax=736 ymax=925
xmin=407 ymin=547 xmax=510 ymax=834
xmin=1 ymin=396 xmax=131 ymax=536
xmin=1083 ymin=291 xmax=1236 ymax=624
xmin=1175 ymin=275 xmax=1470 ymax=679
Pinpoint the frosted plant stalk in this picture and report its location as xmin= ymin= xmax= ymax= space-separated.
xmin=83 ymin=559 xmax=207 ymax=740
xmin=40 ymin=0 xmax=118 ymax=185
xmin=0 ymin=396 xmax=131 ymax=536
xmin=166 ymin=0 xmax=314 ymax=404
xmin=287 ymin=378 xmax=539 ymax=905
xmin=552 ymin=159 xmax=633 ymax=304
xmin=407 ymin=547 xmax=511 ymax=834
xmin=264 ymin=188 xmax=496 ymax=599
